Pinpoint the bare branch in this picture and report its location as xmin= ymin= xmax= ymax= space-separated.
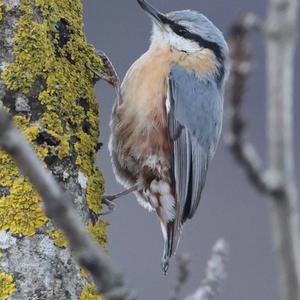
xmin=225 ymin=15 xmax=284 ymax=197
xmin=226 ymin=4 xmax=300 ymax=299
xmin=264 ymin=0 xmax=300 ymax=298
xmin=0 ymin=109 xmax=135 ymax=300
xmin=184 ymin=239 xmax=229 ymax=300
xmin=170 ymin=254 xmax=191 ymax=300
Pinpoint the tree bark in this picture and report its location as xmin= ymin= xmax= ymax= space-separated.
xmin=0 ymin=0 xmax=107 ymax=299
xmin=265 ymin=0 xmax=300 ymax=299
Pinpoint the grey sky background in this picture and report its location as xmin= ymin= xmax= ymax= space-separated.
xmin=82 ymin=1 xmax=300 ymax=299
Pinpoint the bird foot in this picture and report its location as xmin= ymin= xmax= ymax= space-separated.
xmin=100 ymin=195 xmax=117 ymax=216
xmin=98 ymin=184 xmax=141 ymax=216
xmin=87 ymin=50 xmax=120 ymax=88
xmin=87 ymin=50 xmax=122 ymax=105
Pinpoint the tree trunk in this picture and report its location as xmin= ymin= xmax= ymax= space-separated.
xmin=0 ymin=0 xmax=107 ymax=299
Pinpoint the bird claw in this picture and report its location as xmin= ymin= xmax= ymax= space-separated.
xmin=88 ymin=196 xmax=116 ymax=222
xmin=98 ymin=185 xmax=140 ymax=216
xmin=87 ymin=50 xmax=120 ymax=88
xmin=100 ymin=195 xmax=117 ymax=216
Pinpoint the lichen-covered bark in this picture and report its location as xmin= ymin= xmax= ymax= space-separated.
xmin=0 ymin=0 xmax=107 ymax=298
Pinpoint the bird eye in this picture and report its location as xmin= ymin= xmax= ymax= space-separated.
xmin=177 ymin=27 xmax=188 ymax=36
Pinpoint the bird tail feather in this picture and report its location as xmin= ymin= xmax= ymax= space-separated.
xmin=161 ymin=220 xmax=182 ymax=274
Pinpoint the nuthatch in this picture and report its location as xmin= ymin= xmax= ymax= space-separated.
xmin=107 ymin=0 xmax=229 ymax=274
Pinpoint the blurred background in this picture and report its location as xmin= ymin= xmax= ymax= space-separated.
xmin=82 ymin=1 xmax=300 ymax=299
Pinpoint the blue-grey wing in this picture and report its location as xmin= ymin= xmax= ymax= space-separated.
xmin=168 ymin=65 xmax=223 ymax=224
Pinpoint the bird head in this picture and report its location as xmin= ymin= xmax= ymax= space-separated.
xmin=137 ymin=0 xmax=229 ymax=80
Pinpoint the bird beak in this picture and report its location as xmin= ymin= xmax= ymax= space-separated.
xmin=137 ymin=0 xmax=165 ymax=26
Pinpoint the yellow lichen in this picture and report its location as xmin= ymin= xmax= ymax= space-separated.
xmin=0 ymin=177 xmax=47 ymax=235
xmin=0 ymin=0 xmax=106 ymax=250
xmin=2 ymin=0 xmax=104 ymax=176
xmin=1 ymin=0 xmax=103 ymax=166
xmin=0 ymin=250 xmax=3 ymax=258
xmin=0 ymin=272 xmax=17 ymax=299
xmin=79 ymin=284 xmax=104 ymax=300
xmin=87 ymin=220 xmax=109 ymax=252
xmin=80 ymin=268 xmax=90 ymax=280
xmin=0 ymin=1 xmax=3 ymax=23
xmin=41 ymin=112 xmax=64 ymax=135
xmin=13 ymin=115 xmax=29 ymax=128
xmin=35 ymin=0 xmax=84 ymax=29
xmin=0 ymin=151 xmax=19 ymax=188
xmin=0 ymin=115 xmax=49 ymax=235
xmin=41 ymin=112 xmax=70 ymax=159
xmin=47 ymin=229 xmax=69 ymax=248
xmin=2 ymin=17 xmax=54 ymax=93
xmin=74 ymin=130 xmax=98 ymax=176
xmin=87 ymin=169 xmax=104 ymax=214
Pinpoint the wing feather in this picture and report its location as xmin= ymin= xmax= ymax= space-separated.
xmin=168 ymin=65 xmax=223 ymax=225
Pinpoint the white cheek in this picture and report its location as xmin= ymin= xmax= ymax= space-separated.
xmin=150 ymin=24 xmax=199 ymax=53
xmin=167 ymin=31 xmax=199 ymax=53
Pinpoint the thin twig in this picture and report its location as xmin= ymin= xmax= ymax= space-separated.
xmin=225 ymin=15 xmax=284 ymax=197
xmin=0 ymin=109 xmax=135 ymax=300
xmin=184 ymin=239 xmax=229 ymax=300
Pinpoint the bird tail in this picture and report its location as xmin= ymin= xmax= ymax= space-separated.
xmin=161 ymin=220 xmax=182 ymax=275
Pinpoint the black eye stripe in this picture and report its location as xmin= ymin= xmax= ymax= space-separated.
xmin=160 ymin=16 xmax=224 ymax=63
